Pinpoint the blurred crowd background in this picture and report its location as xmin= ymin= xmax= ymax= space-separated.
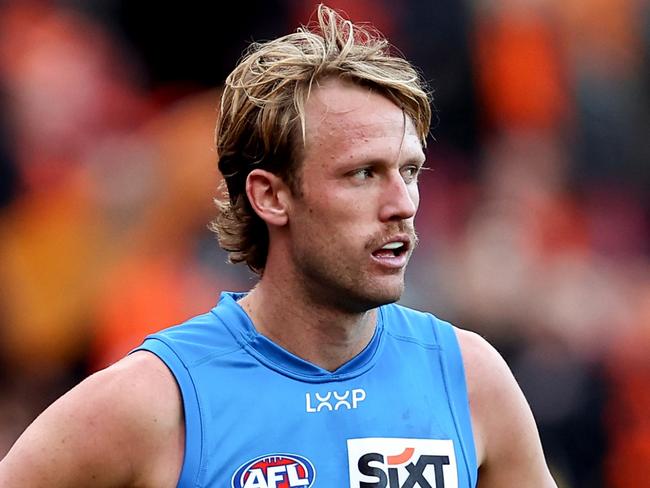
xmin=0 ymin=0 xmax=648 ymax=486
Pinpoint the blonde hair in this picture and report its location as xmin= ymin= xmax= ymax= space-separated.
xmin=211 ymin=3 xmax=432 ymax=274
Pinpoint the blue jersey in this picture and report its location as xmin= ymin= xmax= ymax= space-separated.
xmin=134 ymin=292 xmax=477 ymax=488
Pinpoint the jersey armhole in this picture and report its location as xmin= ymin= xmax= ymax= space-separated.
xmin=132 ymin=338 xmax=203 ymax=487
xmin=433 ymin=319 xmax=479 ymax=487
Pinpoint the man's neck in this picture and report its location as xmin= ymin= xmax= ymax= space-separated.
xmin=238 ymin=278 xmax=378 ymax=372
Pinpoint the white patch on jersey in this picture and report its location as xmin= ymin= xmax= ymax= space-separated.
xmin=347 ymin=437 xmax=458 ymax=488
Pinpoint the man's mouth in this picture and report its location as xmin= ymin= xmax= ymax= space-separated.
xmin=371 ymin=240 xmax=409 ymax=259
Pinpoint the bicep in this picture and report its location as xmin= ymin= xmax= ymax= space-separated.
xmin=457 ymin=329 xmax=557 ymax=488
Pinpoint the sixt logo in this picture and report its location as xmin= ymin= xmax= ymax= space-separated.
xmin=231 ymin=453 xmax=316 ymax=488
xmin=347 ymin=438 xmax=458 ymax=488
xmin=305 ymin=388 xmax=366 ymax=412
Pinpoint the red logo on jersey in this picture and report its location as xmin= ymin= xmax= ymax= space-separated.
xmin=231 ymin=453 xmax=316 ymax=488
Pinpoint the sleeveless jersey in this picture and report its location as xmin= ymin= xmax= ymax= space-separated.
xmin=133 ymin=292 xmax=478 ymax=488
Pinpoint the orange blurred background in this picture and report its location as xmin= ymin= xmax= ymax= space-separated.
xmin=0 ymin=1 xmax=648 ymax=486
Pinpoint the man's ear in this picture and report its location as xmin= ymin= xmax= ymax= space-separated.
xmin=245 ymin=169 xmax=290 ymax=226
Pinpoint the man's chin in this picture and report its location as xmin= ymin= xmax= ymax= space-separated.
xmin=345 ymin=283 xmax=404 ymax=313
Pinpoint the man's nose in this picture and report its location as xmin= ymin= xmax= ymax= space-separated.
xmin=379 ymin=172 xmax=418 ymax=222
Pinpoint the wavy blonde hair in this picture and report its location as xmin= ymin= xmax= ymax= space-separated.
xmin=211 ymin=3 xmax=432 ymax=274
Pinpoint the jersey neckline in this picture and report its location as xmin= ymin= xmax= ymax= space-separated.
xmin=211 ymin=291 xmax=385 ymax=383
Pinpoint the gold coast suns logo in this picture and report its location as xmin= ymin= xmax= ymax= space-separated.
xmin=347 ymin=438 xmax=458 ymax=488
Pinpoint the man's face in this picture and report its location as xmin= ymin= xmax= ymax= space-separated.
xmin=286 ymin=79 xmax=425 ymax=313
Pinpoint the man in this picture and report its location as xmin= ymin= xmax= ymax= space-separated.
xmin=0 ymin=5 xmax=557 ymax=487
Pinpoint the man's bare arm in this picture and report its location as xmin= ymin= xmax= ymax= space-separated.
xmin=0 ymin=351 xmax=184 ymax=488
xmin=457 ymin=329 xmax=558 ymax=488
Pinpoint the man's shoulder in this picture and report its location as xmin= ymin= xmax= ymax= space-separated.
xmin=0 ymin=351 xmax=184 ymax=487
xmin=381 ymin=302 xmax=454 ymax=344
xmin=454 ymin=328 xmax=504 ymax=373
xmin=453 ymin=328 xmax=549 ymax=476
xmin=382 ymin=302 xmax=437 ymax=325
xmin=66 ymin=351 xmax=185 ymax=469
xmin=140 ymin=297 xmax=244 ymax=362
xmin=147 ymin=308 xmax=220 ymax=341
xmin=454 ymin=329 xmax=558 ymax=486
xmin=100 ymin=350 xmax=185 ymax=418
xmin=453 ymin=328 xmax=515 ymax=411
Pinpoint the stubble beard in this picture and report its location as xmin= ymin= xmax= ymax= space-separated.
xmin=297 ymin=256 xmax=404 ymax=314
xmin=292 ymin=225 xmax=418 ymax=315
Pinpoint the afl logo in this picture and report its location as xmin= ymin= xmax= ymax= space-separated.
xmin=231 ymin=453 xmax=316 ymax=488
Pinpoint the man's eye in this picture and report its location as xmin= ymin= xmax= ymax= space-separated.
xmin=351 ymin=168 xmax=374 ymax=180
xmin=401 ymin=165 xmax=421 ymax=182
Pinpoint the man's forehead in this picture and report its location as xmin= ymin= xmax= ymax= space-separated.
xmin=307 ymin=78 xmax=375 ymax=110
xmin=304 ymin=79 xmax=418 ymax=138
